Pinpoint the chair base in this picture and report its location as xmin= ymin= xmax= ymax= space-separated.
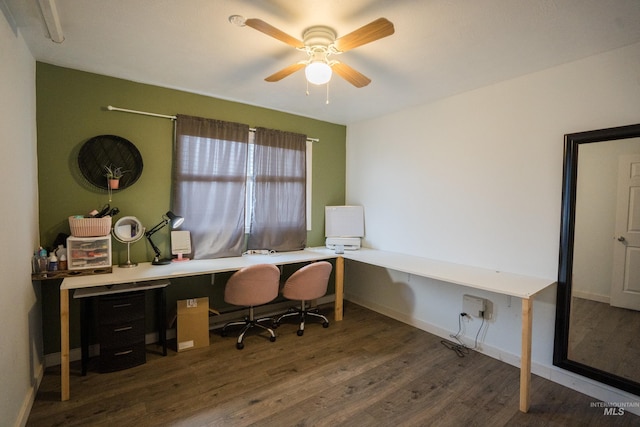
xmin=274 ymin=301 xmax=329 ymax=336
xmin=221 ymin=307 xmax=276 ymax=349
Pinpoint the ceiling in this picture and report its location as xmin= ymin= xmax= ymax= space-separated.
xmin=5 ymin=0 xmax=640 ymax=125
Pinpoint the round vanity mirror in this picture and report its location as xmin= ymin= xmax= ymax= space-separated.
xmin=112 ymin=216 xmax=145 ymax=267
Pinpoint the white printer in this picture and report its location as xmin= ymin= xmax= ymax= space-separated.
xmin=325 ymin=205 xmax=364 ymax=251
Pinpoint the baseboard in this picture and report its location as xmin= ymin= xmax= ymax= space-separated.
xmin=344 ymin=293 xmax=525 ymax=368
xmin=15 ymin=361 xmax=44 ymax=427
xmin=572 ymin=290 xmax=610 ymax=304
xmin=548 ymin=365 xmax=640 ymax=416
xmin=344 ymin=294 xmax=640 ymax=416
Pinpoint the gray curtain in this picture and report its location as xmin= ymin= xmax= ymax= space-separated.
xmin=173 ymin=114 xmax=249 ymax=258
xmin=247 ymin=127 xmax=307 ymax=251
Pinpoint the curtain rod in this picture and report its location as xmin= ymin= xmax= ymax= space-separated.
xmin=106 ymin=105 xmax=320 ymax=143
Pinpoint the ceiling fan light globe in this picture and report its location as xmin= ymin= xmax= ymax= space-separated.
xmin=305 ymin=62 xmax=332 ymax=85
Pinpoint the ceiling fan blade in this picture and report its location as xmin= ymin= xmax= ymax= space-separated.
xmin=245 ymin=18 xmax=305 ymax=49
xmin=332 ymin=62 xmax=371 ymax=88
xmin=265 ymin=63 xmax=306 ymax=82
xmin=333 ymin=18 xmax=395 ymax=52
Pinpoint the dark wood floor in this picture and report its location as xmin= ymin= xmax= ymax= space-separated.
xmin=28 ymin=302 xmax=638 ymax=426
xmin=570 ymin=297 xmax=640 ymax=383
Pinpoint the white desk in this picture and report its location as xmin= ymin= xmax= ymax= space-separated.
xmin=59 ymin=249 xmax=340 ymax=401
xmin=61 ymin=250 xmax=337 ymax=290
xmin=341 ymin=248 xmax=552 ymax=298
xmin=338 ymin=248 xmax=555 ymax=413
xmin=58 ymin=247 xmax=554 ymax=413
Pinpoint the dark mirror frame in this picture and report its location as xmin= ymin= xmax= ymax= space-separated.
xmin=554 ymin=123 xmax=640 ymax=396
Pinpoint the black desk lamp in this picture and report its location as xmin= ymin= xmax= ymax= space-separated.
xmin=146 ymin=211 xmax=184 ymax=265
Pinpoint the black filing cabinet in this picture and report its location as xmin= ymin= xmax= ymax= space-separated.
xmin=97 ymin=291 xmax=146 ymax=372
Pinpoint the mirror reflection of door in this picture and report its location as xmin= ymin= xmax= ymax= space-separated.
xmin=611 ymin=154 xmax=640 ymax=309
xmin=569 ymin=137 xmax=640 ymax=384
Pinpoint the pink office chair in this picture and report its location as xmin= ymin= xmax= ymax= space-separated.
xmin=274 ymin=261 xmax=332 ymax=336
xmin=221 ymin=263 xmax=280 ymax=349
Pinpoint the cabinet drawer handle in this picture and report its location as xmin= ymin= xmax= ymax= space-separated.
xmin=112 ymin=303 xmax=132 ymax=308
xmin=114 ymin=350 xmax=133 ymax=356
xmin=113 ymin=326 xmax=133 ymax=332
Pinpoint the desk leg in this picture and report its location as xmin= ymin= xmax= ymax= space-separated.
xmin=335 ymin=256 xmax=344 ymax=321
xmin=520 ymin=297 xmax=533 ymax=413
xmin=80 ymin=298 xmax=89 ymax=376
xmin=158 ymin=287 xmax=167 ymax=356
xmin=60 ymin=288 xmax=70 ymax=401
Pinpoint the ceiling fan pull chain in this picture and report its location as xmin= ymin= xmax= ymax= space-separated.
xmin=306 ymin=79 xmax=310 ymax=96
xmin=326 ymin=82 xmax=330 ymax=104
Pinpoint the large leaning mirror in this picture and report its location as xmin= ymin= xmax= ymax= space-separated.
xmin=554 ymin=123 xmax=640 ymax=396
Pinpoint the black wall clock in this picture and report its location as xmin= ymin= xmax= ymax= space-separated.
xmin=78 ymin=135 xmax=143 ymax=190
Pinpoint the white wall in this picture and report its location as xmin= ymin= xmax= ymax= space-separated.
xmin=0 ymin=8 xmax=41 ymax=427
xmin=345 ymin=42 xmax=640 ymax=407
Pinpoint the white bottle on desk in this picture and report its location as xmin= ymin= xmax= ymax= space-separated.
xmin=48 ymin=252 xmax=58 ymax=271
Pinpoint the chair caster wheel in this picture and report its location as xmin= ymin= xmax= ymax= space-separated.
xmin=297 ymin=329 xmax=304 ymax=336
xmin=236 ymin=342 xmax=244 ymax=350
xmin=270 ymin=336 xmax=276 ymax=342
xmin=323 ymin=322 xmax=329 ymax=328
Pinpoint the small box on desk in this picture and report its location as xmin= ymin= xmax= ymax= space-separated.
xmin=175 ymin=297 xmax=210 ymax=352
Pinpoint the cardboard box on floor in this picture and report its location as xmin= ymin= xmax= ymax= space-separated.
xmin=175 ymin=297 xmax=210 ymax=352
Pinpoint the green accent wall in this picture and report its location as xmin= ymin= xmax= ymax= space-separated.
xmin=37 ymin=63 xmax=346 ymax=353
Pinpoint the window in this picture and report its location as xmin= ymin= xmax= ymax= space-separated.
xmin=245 ymin=132 xmax=313 ymax=232
xmin=246 ymin=127 xmax=307 ymax=251
xmin=174 ymin=115 xmax=309 ymax=259
xmin=173 ymin=115 xmax=249 ymax=259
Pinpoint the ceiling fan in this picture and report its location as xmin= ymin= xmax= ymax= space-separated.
xmin=229 ymin=16 xmax=395 ymax=88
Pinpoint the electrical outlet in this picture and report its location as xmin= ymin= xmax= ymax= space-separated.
xmin=463 ymin=295 xmax=486 ymax=318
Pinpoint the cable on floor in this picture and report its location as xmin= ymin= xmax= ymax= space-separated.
xmin=441 ymin=312 xmax=485 ymax=357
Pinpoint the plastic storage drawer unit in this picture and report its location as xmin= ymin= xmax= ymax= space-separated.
xmin=67 ymin=236 xmax=112 ymax=270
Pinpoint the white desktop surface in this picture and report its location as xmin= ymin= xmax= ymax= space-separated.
xmin=339 ymin=248 xmax=555 ymax=299
xmin=61 ymin=248 xmax=337 ymax=290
